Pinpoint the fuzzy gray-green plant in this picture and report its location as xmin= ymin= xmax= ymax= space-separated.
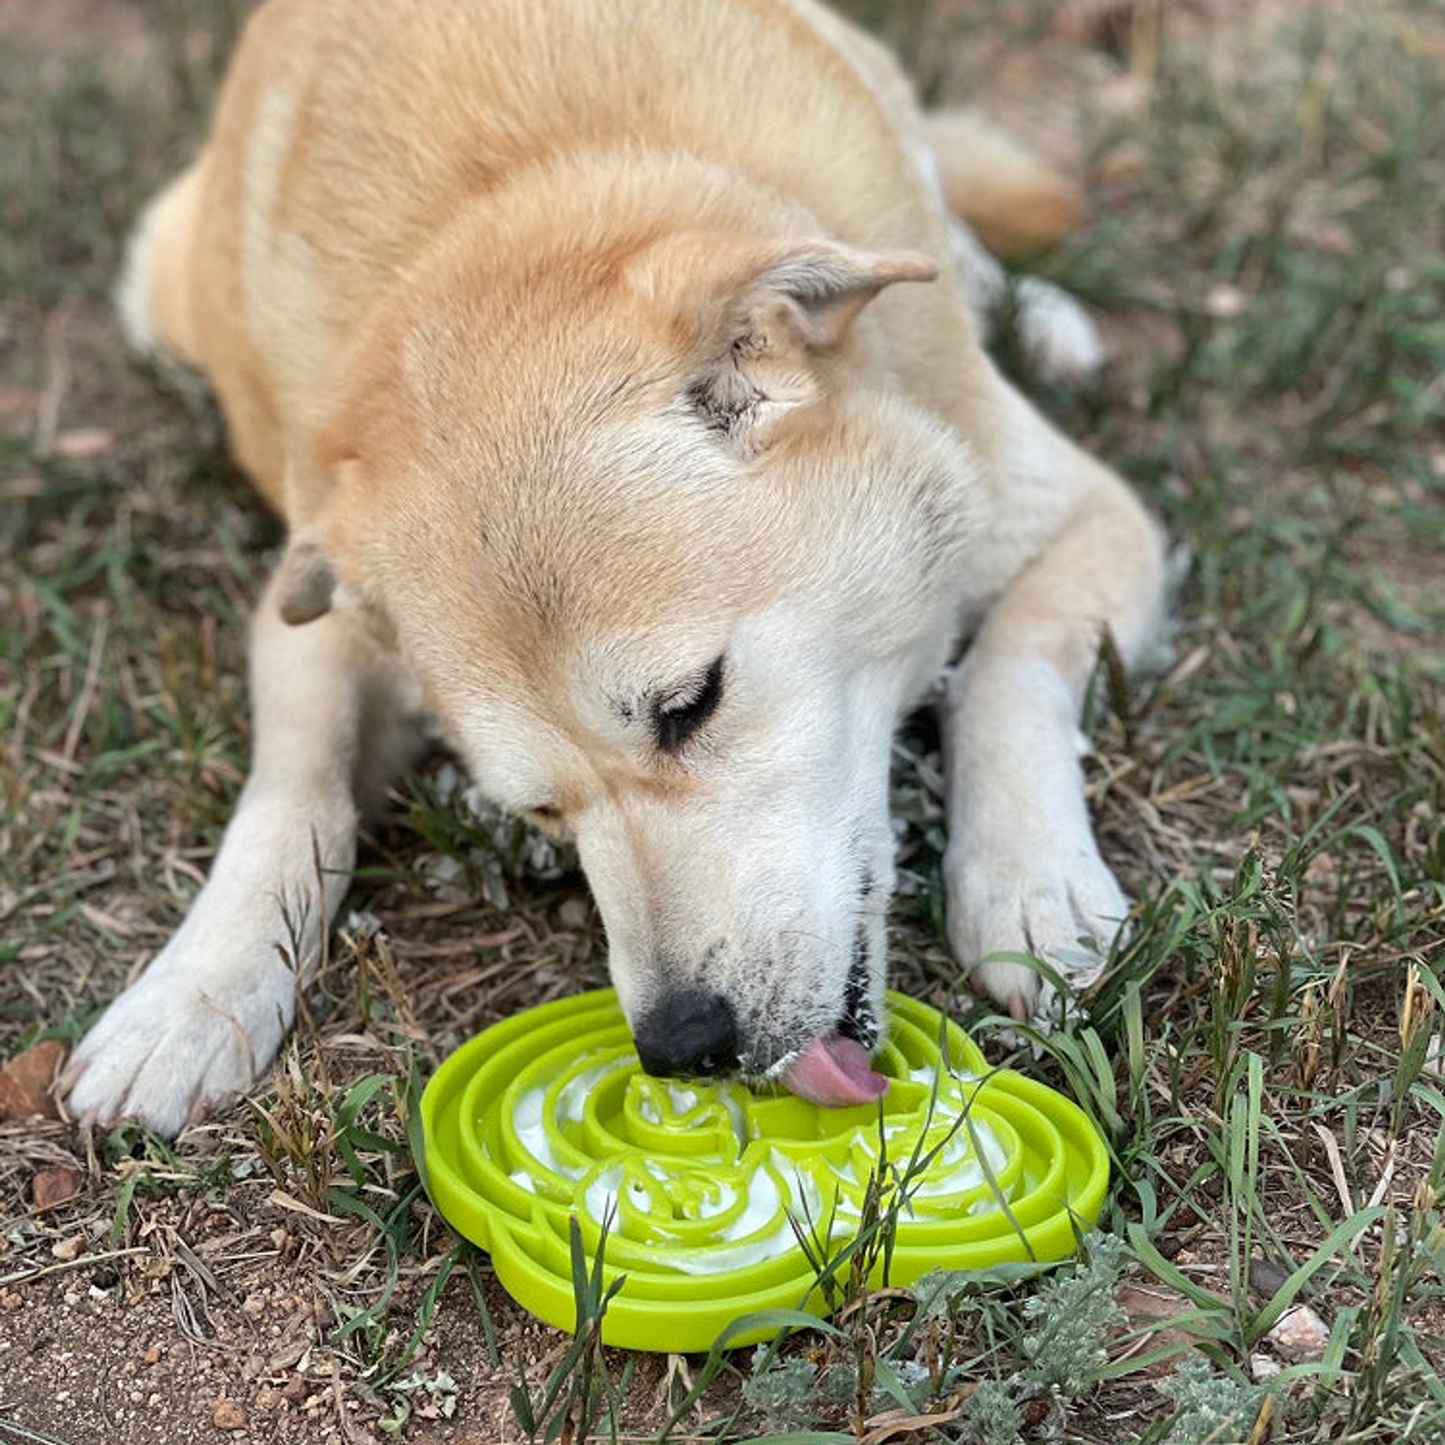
xmin=741 ymin=1350 xmax=932 ymax=1432
xmin=1159 ymin=1356 xmax=1267 ymax=1445
xmin=958 ymin=1378 xmax=1024 ymax=1445
xmin=1019 ymin=1233 xmax=1129 ymax=1392
xmin=912 ymin=1265 xmax=975 ymax=1323
xmin=740 ymin=1351 xmax=821 ymax=1433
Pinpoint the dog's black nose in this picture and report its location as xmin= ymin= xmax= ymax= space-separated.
xmin=633 ymin=989 xmax=738 ymax=1078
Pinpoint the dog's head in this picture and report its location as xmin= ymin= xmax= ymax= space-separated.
xmin=289 ymin=210 xmax=978 ymax=1102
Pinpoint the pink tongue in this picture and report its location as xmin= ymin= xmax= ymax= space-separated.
xmin=781 ymin=1035 xmax=889 ymax=1108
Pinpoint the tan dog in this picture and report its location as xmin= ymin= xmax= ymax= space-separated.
xmin=66 ymin=0 xmax=1165 ymax=1135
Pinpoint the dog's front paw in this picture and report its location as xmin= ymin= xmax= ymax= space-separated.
xmin=64 ymin=953 xmax=295 ymax=1138
xmin=945 ymin=841 xmax=1128 ymax=1026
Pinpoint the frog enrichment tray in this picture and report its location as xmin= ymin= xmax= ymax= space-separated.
xmin=419 ymin=989 xmax=1108 ymax=1350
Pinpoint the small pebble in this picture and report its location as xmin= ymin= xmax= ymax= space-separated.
xmin=1266 ymin=1303 xmax=1330 ymax=1362
xmin=1251 ymin=1353 xmax=1283 ymax=1380
xmin=212 ymin=1397 xmax=247 ymax=1431
xmin=52 ymin=426 xmax=115 ymax=459
xmin=1205 ymin=282 xmax=1248 ymax=319
xmin=558 ymin=897 xmax=591 ymax=929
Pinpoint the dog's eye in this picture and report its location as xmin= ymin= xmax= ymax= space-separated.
xmin=654 ymin=655 xmax=725 ymax=753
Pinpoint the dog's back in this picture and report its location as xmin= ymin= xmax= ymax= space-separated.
xmin=121 ymin=0 xmax=1081 ymax=521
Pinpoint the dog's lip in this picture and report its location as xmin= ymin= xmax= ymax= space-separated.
xmin=837 ymin=930 xmax=877 ymax=1048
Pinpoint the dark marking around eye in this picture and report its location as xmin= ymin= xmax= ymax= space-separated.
xmin=653 ymin=655 xmax=725 ymax=754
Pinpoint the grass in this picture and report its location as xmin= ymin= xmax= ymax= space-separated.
xmin=2 ymin=0 xmax=1444 ymax=1441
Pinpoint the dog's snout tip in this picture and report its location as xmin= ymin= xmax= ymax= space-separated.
xmin=633 ymin=987 xmax=738 ymax=1079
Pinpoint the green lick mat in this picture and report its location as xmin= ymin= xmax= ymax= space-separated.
xmin=419 ymin=989 xmax=1108 ymax=1351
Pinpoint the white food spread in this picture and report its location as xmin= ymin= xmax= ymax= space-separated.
xmin=508 ymin=1056 xmax=1009 ymax=1271
xmin=556 ymin=1061 xmax=614 ymax=1124
xmin=513 ymin=1082 xmax=581 ymax=1179
xmin=908 ymin=1121 xmax=1009 ymax=1200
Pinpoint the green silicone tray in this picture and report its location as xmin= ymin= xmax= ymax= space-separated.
xmin=420 ymin=989 xmax=1108 ymax=1351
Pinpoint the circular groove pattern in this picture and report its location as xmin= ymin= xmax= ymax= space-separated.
xmin=421 ymin=989 xmax=1109 ymax=1350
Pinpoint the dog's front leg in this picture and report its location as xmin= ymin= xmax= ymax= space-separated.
xmin=65 ymin=567 xmax=417 ymax=1136
xmin=943 ymin=390 xmax=1165 ymax=1023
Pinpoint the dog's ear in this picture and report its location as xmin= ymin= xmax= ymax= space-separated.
xmin=274 ymin=530 xmax=338 ymax=625
xmin=721 ymin=242 xmax=937 ymax=352
xmin=634 ymin=235 xmax=935 ymax=449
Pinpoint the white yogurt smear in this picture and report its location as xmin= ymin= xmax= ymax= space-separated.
xmin=908 ymin=1120 xmax=1008 ymax=1199
xmin=513 ymin=1083 xmax=582 ymax=1179
xmin=556 ymin=1060 xmax=617 ymax=1124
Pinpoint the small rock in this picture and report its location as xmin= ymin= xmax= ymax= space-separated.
xmin=32 ymin=1167 xmax=83 ymax=1211
xmin=52 ymin=426 xmax=115 ymax=460
xmin=558 ymin=897 xmax=591 ymax=930
xmin=211 ymin=1397 xmax=247 ymax=1431
xmin=1251 ymin=1353 xmax=1283 ymax=1380
xmin=1247 ymin=1258 xmax=1291 ymax=1299
xmin=0 ymin=1040 xmax=66 ymax=1120
xmin=1266 ymin=1303 xmax=1330 ymax=1363
xmin=1205 ymin=283 xmax=1248 ymax=320
xmin=51 ymin=1236 xmax=85 ymax=1262
xmin=254 ymin=1386 xmax=282 ymax=1411
xmin=142 ymin=1345 xmax=162 ymax=1365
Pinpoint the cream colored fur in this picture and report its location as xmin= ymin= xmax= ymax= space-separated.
xmin=67 ymin=0 xmax=1165 ymax=1134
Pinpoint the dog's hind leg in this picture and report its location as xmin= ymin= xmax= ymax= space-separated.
xmin=64 ymin=565 xmax=422 ymax=1137
xmin=919 ymin=110 xmax=1104 ymax=384
xmin=942 ymin=384 xmax=1165 ymax=1025
xmin=946 ymin=219 xmax=1104 ymax=384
